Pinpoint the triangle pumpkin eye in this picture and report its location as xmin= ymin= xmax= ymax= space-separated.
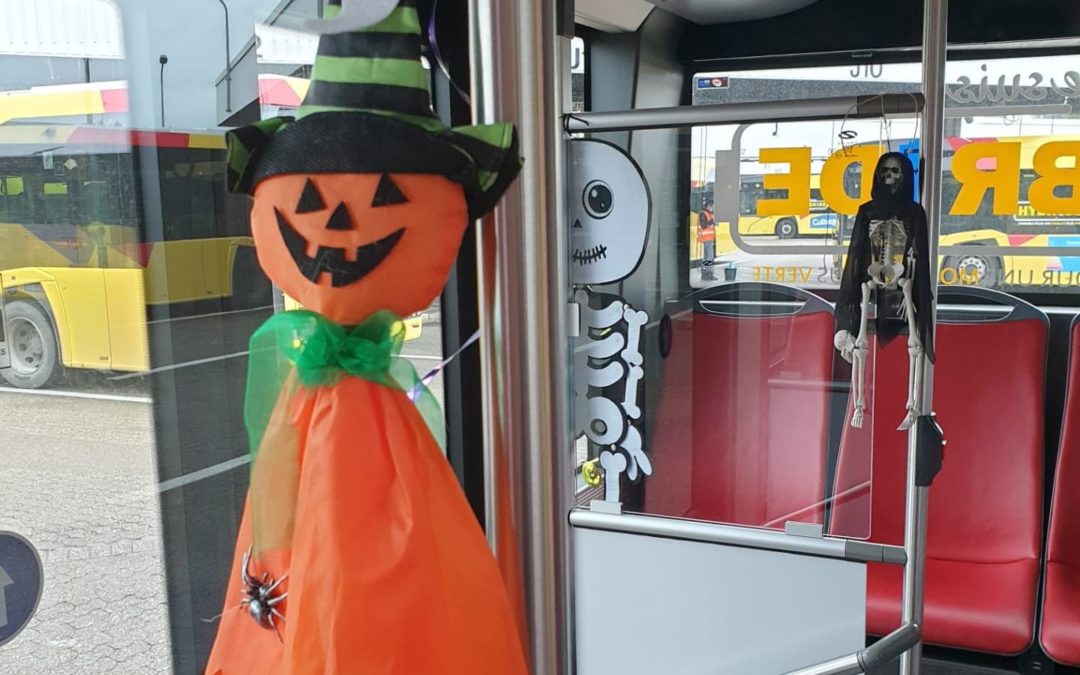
xmin=372 ymin=174 xmax=408 ymax=207
xmin=296 ymin=178 xmax=327 ymax=214
xmin=325 ymin=203 xmax=353 ymax=231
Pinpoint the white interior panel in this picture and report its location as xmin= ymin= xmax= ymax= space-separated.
xmin=574 ymin=526 xmax=866 ymax=675
xmin=575 ymin=0 xmax=654 ymax=33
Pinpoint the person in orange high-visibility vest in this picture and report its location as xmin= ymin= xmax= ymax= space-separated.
xmin=697 ymin=197 xmax=716 ymax=281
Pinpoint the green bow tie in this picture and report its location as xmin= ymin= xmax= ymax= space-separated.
xmin=244 ymin=309 xmax=445 ymax=460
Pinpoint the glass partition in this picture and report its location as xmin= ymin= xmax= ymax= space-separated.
xmin=569 ymin=125 xmax=884 ymax=540
xmin=574 ymin=45 xmax=1080 ymax=545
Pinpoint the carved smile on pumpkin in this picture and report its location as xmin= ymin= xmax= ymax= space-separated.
xmin=272 ymin=175 xmax=408 ymax=287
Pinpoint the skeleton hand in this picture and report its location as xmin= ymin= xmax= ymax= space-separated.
xmin=834 ymin=330 xmax=856 ymax=363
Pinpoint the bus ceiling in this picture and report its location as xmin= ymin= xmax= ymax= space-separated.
xmin=621 ymin=0 xmax=1080 ymax=66
xmin=574 ymin=0 xmax=820 ymax=33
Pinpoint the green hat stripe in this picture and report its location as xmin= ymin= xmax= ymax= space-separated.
xmin=312 ymin=55 xmax=428 ymax=90
xmin=446 ymin=124 xmax=517 ymax=171
xmin=365 ymin=5 xmax=420 ymax=34
xmin=225 ymin=117 xmax=289 ymax=193
xmin=299 ymin=1 xmax=427 ymax=120
xmin=448 ymin=123 xmax=514 ymax=149
xmin=477 ymin=169 xmax=497 ymax=191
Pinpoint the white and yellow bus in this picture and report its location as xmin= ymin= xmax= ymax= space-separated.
xmin=736 ymin=174 xmax=837 ymax=239
xmin=0 ymin=123 xmax=421 ymax=389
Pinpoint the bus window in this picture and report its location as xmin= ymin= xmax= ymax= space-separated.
xmin=692 ymin=53 xmax=1080 ymax=292
xmin=0 ymin=175 xmax=31 ymax=222
xmin=157 ymin=150 xmax=235 ymax=242
xmin=738 ymin=185 xmax=758 ymax=215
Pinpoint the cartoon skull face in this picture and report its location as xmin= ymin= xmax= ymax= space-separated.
xmin=569 ymin=140 xmax=651 ymax=286
xmin=879 ymin=156 xmax=904 ymax=194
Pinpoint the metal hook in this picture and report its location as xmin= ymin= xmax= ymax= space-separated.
xmin=303 ymin=0 xmax=400 ymax=35
xmin=563 ymin=112 xmax=590 ymax=135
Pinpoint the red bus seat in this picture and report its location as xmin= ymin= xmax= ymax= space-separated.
xmin=1041 ymin=318 xmax=1080 ymax=666
xmin=642 ymin=311 xmax=696 ymax=518
xmin=656 ymin=283 xmax=834 ymax=528
xmin=831 ymin=289 xmax=1046 ymax=655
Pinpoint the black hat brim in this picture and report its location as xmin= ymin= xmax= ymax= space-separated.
xmin=252 ymin=112 xmax=477 ymax=190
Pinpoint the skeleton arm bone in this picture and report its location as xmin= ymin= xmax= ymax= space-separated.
xmin=621 ymin=308 xmax=648 ymax=367
xmin=618 ymin=425 xmax=651 ymax=481
xmin=898 ymin=278 xmax=923 ymax=431
xmin=834 ymin=205 xmax=871 ymax=354
xmin=621 ymin=365 xmax=644 ymax=420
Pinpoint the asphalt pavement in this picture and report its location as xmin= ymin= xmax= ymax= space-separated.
xmin=0 ymin=306 xmax=447 ymax=674
xmin=0 ymin=392 xmax=169 ymax=674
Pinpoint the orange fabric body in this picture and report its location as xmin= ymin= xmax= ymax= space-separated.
xmin=206 ymin=377 xmax=529 ymax=674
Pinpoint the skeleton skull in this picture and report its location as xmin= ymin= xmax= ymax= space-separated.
xmin=878 ymin=156 xmax=904 ymax=194
xmin=569 ymin=140 xmax=651 ymax=285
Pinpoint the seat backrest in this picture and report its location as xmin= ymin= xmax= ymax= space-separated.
xmin=1047 ymin=318 xmax=1080 ymax=570
xmin=684 ymin=283 xmax=834 ymax=528
xmin=831 ymin=288 xmax=1046 ymax=567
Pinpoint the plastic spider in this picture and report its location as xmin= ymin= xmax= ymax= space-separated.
xmin=240 ymin=547 xmax=288 ymax=640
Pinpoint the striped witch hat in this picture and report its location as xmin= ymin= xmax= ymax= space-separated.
xmin=226 ymin=0 xmax=520 ymax=220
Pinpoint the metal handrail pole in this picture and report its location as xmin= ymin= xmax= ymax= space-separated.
xmin=900 ymin=1 xmax=947 ymax=673
xmin=564 ymin=94 xmax=924 ymax=132
xmin=787 ymin=624 xmax=922 ymax=675
xmin=468 ymin=0 xmax=500 ymax=558
xmin=469 ymin=0 xmax=571 ymax=672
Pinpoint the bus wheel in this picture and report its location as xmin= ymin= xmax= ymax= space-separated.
xmin=943 ymin=253 xmax=1002 ymax=288
xmin=775 ymin=218 xmax=797 ymax=239
xmin=1 ymin=301 xmax=61 ymax=389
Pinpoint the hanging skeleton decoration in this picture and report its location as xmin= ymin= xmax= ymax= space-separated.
xmin=835 ymin=152 xmax=935 ymax=431
xmin=570 ymin=139 xmax=652 ymax=504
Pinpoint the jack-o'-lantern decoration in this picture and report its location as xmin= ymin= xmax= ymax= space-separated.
xmin=204 ymin=1 xmax=527 ymax=673
xmin=251 ymin=171 xmax=469 ymax=324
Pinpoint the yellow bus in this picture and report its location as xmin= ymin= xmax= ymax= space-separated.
xmin=0 ymin=123 xmax=267 ymax=388
xmin=936 ymin=134 xmax=1080 ymax=289
xmin=0 ymin=123 xmax=421 ymax=389
xmin=738 ymin=174 xmax=837 ymax=239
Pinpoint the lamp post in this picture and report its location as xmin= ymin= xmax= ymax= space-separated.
xmin=216 ymin=0 xmax=232 ymax=114
xmin=159 ymin=54 xmax=169 ymax=128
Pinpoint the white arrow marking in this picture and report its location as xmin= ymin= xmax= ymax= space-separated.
xmin=0 ymin=565 xmax=12 ymax=629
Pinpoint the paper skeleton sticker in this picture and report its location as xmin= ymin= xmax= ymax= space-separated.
xmin=571 ymin=140 xmax=651 ymax=286
xmin=570 ymin=139 xmax=652 ymax=504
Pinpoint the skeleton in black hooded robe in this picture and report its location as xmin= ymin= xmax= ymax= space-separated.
xmin=834 ymin=152 xmax=936 ymax=431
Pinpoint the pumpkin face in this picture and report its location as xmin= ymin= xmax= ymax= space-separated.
xmin=251 ymin=173 xmax=469 ymax=325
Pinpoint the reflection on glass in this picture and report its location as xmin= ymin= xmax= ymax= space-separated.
xmin=692 ymin=53 xmax=1080 ymax=294
xmin=0 ymin=2 xmax=175 ymax=672
xmin=642 ymin=283 xmax=874 ymax=539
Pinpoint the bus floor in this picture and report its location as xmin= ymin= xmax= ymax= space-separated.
xmin=864 ymin=644 xmax=1080 ymax=675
